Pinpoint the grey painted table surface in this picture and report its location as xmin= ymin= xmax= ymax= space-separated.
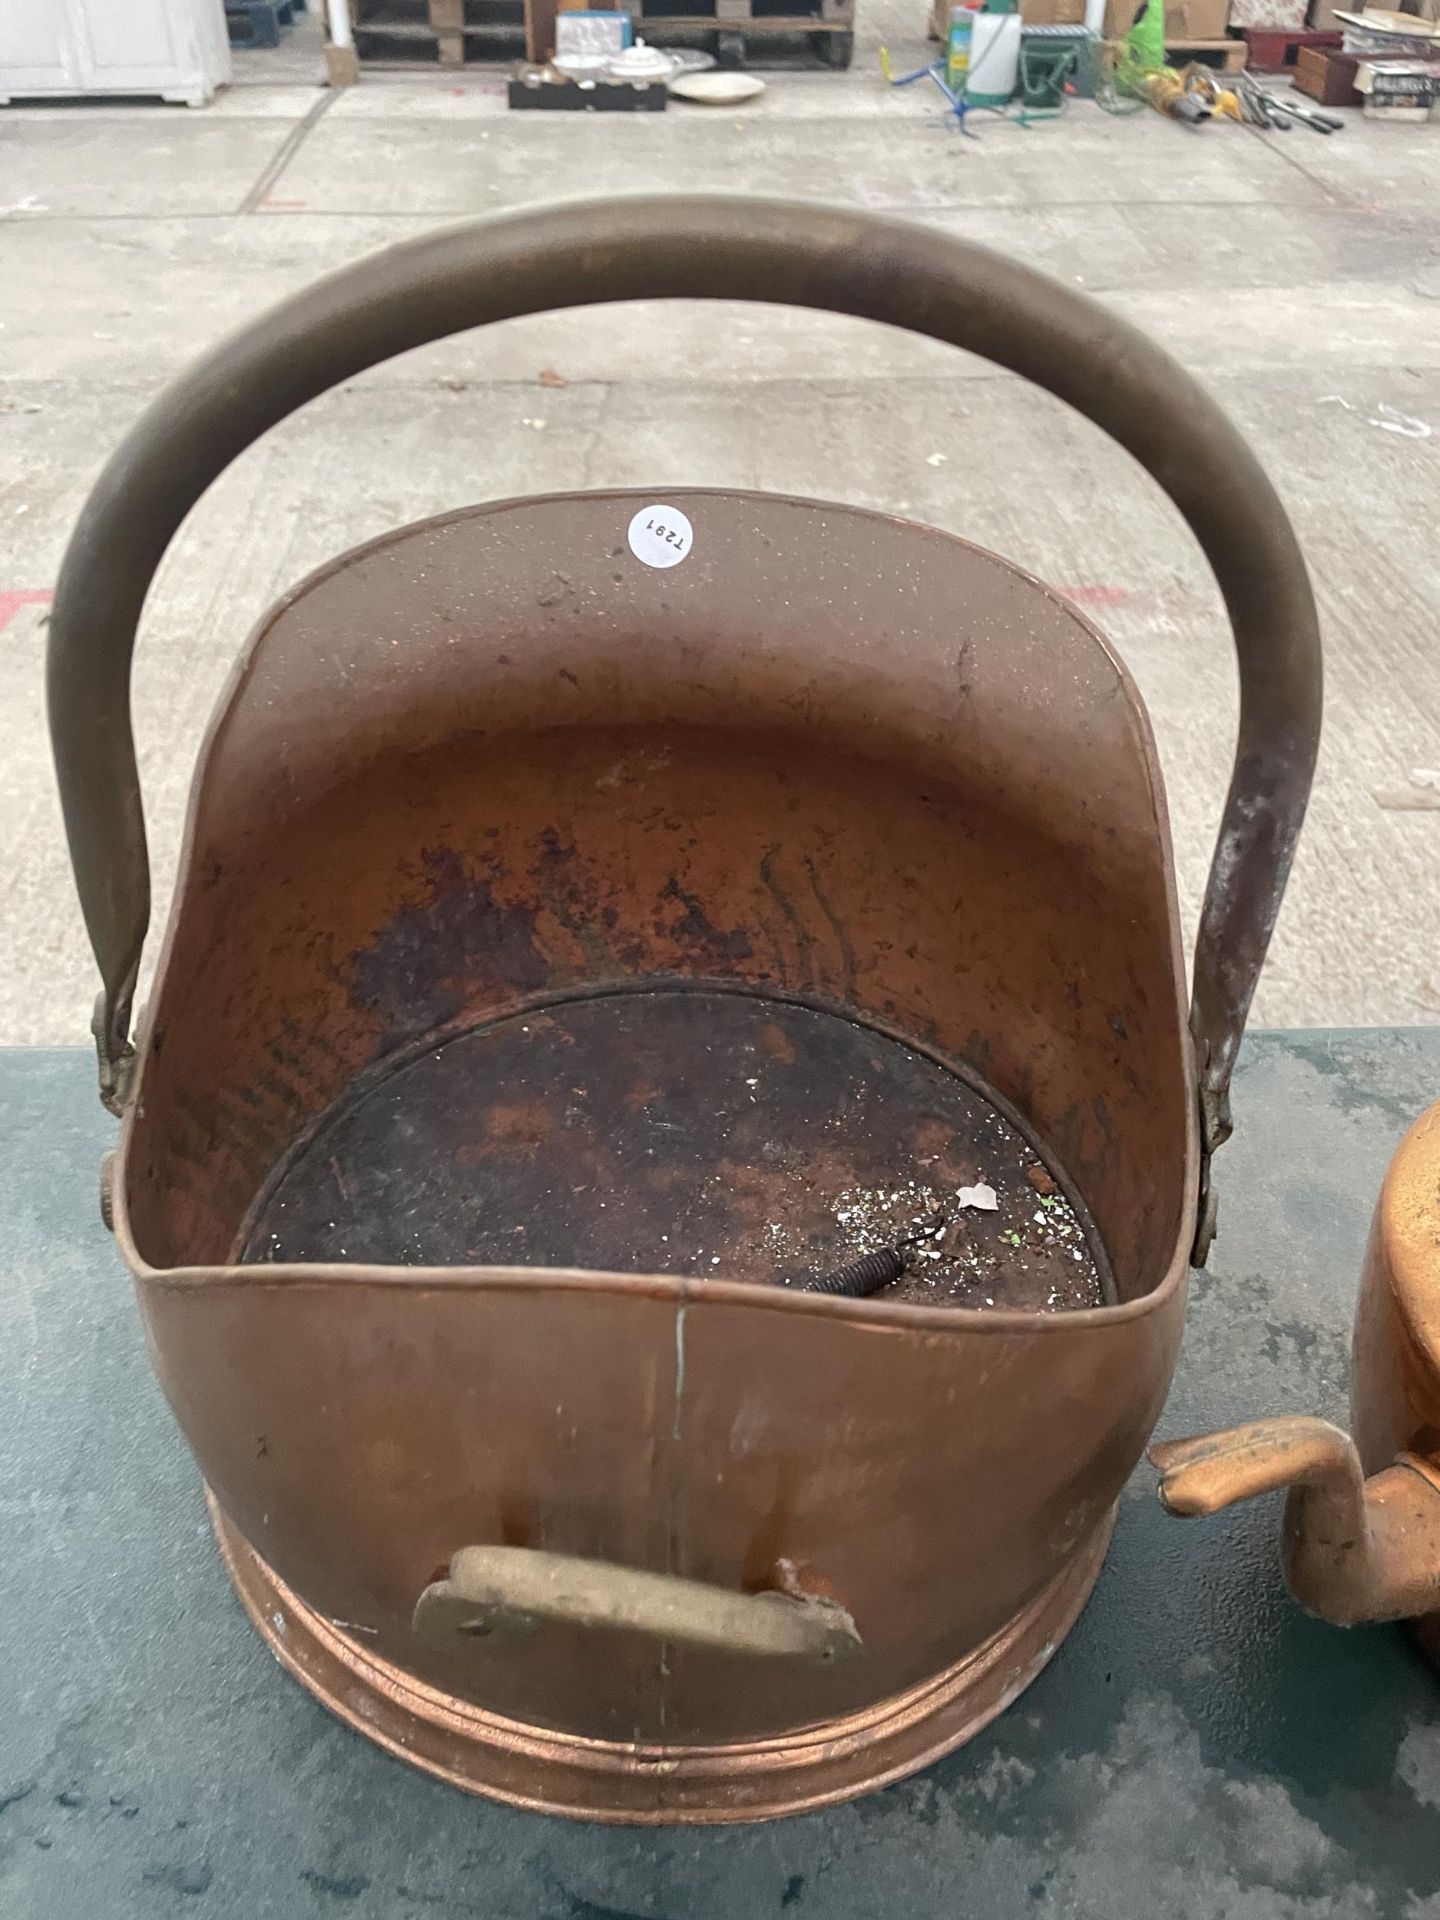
xmin=3 ymin=1034 xmax=1439 ymax=1919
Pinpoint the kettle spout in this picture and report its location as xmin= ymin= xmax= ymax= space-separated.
xmin=1150 ymin=1416 xmax=1440 ymax=1628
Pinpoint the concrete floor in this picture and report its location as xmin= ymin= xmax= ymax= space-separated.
xmin=2 ymin=8 xmax=1438 ymax=1045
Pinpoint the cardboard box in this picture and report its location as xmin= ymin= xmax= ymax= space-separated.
xmin=1294 ymin=40 xmax=1364 ymax=88
xmin=1022 ymin=0 xmax=1086 ymax=24
xmin=936 ymin=0 xmax=1084 ymax=31
xmin=1103 ymin=0 xmax=1146 ymax=34
xmin=934 ymin=0 xmax=1084 ymax=35
xmin=1165 ymin=0 xmax=1230 ymax=34
xmin=1309 ymin=0 xmax=1354 ymax=26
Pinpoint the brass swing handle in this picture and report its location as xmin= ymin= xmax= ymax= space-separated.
xmin=1152 ymin=1417 xmax=1440 ymax=1627
xmin=48 ymin=192 xmax=1322 ymax=1229
xmin=413 ymin=1545 xmax=863 ymax=1664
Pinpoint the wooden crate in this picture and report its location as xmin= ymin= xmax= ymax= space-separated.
xmin=1293 ymin=41 xmax=1361 ymax=100
xmin=1237 ymin=22 xmax=1338 ymax=64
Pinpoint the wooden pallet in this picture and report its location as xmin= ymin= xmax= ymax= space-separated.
xmin=354 ymin=0 xmax=851 ymax=66
xmin=639 ymin=0 xmax=845 ymax=19
xmin=352 ymin=0 xmax=524 ymax=64
xmin=635 ymin=0 xmax=854 ymax=65
xmin=429 ymin=0 xmax=465 ymax=62
xmin=1166 ymin=33 xmax=1248 ymax=70
xmin=646 ymin=23 xmax=854 ymax=64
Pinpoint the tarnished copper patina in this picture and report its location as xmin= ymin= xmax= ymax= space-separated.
xmin=48 ymin=197 xmax=1322 ymax=1820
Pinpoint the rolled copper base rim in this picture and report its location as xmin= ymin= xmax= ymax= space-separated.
xmin=212 ymin=1498 xmax=1114 ymax=1824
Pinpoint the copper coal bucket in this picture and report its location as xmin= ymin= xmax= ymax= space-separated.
xmin=48 ymin=197 xmax=1322 ymax=1822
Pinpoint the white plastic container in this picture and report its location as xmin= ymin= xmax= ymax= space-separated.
xmin=966 ymin=8 xmax=1021 ymax=104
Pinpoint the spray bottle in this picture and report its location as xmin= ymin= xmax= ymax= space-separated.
xmin=966 ymin=0 xmax=1022 ymax=107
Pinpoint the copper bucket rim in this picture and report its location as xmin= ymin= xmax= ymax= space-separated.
xmin=116 ymin=486 xmax=1198 ymax=1324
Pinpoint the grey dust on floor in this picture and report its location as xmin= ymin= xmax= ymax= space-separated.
xmin=1 ymin=0 xmax=1438 ymax=1046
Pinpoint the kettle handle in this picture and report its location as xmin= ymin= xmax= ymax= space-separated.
xmin=412 ymin=1544 xmax=863 ymax=1664
xmin=48 ymin=194 xmax=1321 ymax=1204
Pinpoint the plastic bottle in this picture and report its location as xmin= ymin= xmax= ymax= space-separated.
xmin=945 ymin=4 xmax=977 ymax=91
xmin=966 ymin=0 xmax=1021 ymax=105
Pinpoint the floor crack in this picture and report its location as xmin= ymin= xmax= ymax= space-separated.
xmin=238 ymin=88 xmax=338 ymax=216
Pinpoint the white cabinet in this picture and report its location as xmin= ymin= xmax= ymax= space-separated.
xmin=1 ymin=0 xmax=232 ymax=105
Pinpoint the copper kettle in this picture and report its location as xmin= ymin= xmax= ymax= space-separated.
xmin=1154 ymin=1099 xmax=1440 ymax=1658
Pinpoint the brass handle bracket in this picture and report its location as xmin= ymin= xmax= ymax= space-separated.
xmin=92 ymin=990 xmax=135 ymax=1121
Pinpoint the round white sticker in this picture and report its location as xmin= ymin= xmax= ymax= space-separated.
xmin=627 ymin=504 xmax=693 ymax=570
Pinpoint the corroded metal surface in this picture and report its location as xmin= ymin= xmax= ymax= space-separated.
xmin=102 ymin=488 xmax=1199 ymax=1818
xmin=94 ymin=488 xmax=1197 ymax=1819
xmin=121 ymin=492 xmax=1195 ymax=1295
xmin=45 ymin=195 xmax=1321 ymax=1238
xmin=245 ymin=990 xmax=1108 ymax=1312
xmin=37 ymin=195 xmax=1323 ymax=1819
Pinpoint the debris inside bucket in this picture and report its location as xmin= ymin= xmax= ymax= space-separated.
xmin=770 ymin=1142 xmax=1098 ymax=1307
xmin=244 ymin=987 xmax=1110 ymax=1311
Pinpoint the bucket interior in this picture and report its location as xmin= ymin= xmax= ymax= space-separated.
xmin=123 ymin=490 xmax=1194 ymax=1307
xmin=242 ymin=986 xmax=1110 ymax=1310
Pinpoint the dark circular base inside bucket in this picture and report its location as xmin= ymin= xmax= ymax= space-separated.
xmin=244 ymin=988 xmax=1107 ymax=1310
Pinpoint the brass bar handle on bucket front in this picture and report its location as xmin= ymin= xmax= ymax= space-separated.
xmin=413 ymin=1546 xmax=863 ymax=1663
xmin=47 ymin=194 xmax=1322 ymax=1241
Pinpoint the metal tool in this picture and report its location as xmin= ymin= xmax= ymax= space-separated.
xmin=879 ymin=43 xmax=979 ymax=135
xmin=1236 ymin=70 xmax=1342 ymax=130
xmin=1281 ymin=97 xmax=1342 ymax=131
xmin=798 ymin=1213 xmax=949 ymax=1298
